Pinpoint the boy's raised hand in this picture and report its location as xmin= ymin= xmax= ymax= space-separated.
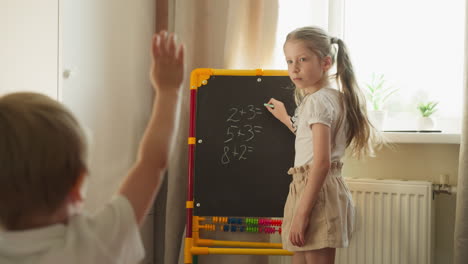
xmin=119 ymin=31 xmax=185 ymax=226
xmin=150 ymin=31 xmax=184 ymax=93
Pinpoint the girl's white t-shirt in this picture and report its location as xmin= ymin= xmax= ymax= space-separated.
xmin=293 ymin=87 xmax=347 ymax=166
xmin=0 ymin=195 xmax=144 ymax=264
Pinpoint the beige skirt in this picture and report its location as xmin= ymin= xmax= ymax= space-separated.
xmin=281 ymin=162 xmax=355 ymax=251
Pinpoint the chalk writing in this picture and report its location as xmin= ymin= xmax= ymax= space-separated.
xmin=221 ymin=105 xmax=263 ymax=165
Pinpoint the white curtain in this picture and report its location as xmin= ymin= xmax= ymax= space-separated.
xmin=152 ymin=1 xmax=279 ymax=264
xmin=454 ymin=1 xmax=468 ymax=262
xmin=223 ymin=0 xmax=278 ymax=69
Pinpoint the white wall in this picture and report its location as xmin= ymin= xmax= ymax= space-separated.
xmin=0 ymin=0 xmax=58 ymax=98
xmin=60 ymin=1 xmax=156 ymax=263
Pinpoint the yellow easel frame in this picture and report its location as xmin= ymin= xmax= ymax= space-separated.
xmin=185 ymin=69 xmax=293 ymax=263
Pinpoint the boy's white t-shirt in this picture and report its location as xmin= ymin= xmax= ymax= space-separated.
xmin=293 ymin=87 xmax=347 ymax=166
xmin=0 ymin=195 xmax=144 ymax=264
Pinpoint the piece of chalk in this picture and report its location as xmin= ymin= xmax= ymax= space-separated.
xmin=264 ymin=103 xmax=275 ymax=108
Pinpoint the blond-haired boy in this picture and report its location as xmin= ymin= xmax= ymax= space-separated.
xmin=0 ymin=31 xmax=184 ymax=264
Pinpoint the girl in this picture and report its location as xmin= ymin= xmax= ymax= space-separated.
xmin=265 ymin=26 xmax=374 ymax=264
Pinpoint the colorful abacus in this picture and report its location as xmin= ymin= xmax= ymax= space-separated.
xmin=199 ymin=224 xmax=216 ymax=231
xmin=258 ymin=218 xmax=282 ymax=226
xmin=212 ymin=216 xmax=228 ymax=223
xmin=204 ymin=217 xmax=283 ymax=234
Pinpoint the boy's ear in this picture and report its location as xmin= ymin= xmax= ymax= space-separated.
xmin=322 ymin=56 xmax=332 ymax=72
xmin=68 ymin=171 xmax=87 ymax=203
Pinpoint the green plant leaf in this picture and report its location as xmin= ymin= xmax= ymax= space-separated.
xmin=417 ymin=101 xmax=439 ymax=117
xmin=363 ymin=73 xmax=398 ymax=111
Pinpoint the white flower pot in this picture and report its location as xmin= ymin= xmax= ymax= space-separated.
xmin=368 ymin=110 xmax=387 ymax=131
xmin=417 ymin=117 xmax=435 ymax=130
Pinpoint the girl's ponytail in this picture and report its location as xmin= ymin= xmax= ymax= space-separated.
xmin=334 ymin=38 xmax=375 ymax=157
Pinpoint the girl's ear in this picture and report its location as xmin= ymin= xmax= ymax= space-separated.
xmin=322 ymin=56 xmax=332 ymax=72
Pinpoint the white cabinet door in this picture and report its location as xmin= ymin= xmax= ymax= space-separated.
xmin=60 ymin=1 xmax=156 ymax=263
xmin=0 ymin=0 xmax=59 ymax=99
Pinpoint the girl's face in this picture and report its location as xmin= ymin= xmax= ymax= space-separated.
xmin=284 ymin=39 xmax=331 ymax=93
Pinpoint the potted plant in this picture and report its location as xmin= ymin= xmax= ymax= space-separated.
xmin=363 ymin=73 xmax=398 ymax=131
xmin=417 ymin=101 xmax=438 ymax=130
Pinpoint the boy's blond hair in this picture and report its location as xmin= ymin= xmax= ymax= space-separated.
xmin=0 ymin=92 xmax=87 ymax=230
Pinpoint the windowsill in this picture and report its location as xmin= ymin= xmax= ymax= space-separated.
xmin=377 ymin=112 xmax=461 ymax=144
xmin=382 ymin=131 xmax=461 ymax=144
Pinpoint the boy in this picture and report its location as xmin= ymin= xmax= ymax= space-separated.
xmin=0 ymin=31 xmax=184 ymax=263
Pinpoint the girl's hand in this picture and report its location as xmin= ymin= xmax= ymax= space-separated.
xmin=265 ymin=98 xmax=289 ymax=124
xmin=289 ymin=213 xmax=309 ymax=247
xmin=150 ymin=31 xmax=185 ymax=94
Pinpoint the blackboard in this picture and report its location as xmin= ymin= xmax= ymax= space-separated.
xmin=193 ymin=74 xmax=296 ymax=217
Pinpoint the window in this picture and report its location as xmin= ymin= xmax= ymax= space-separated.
xmin=273 ymin=0 xmax=329 ymax=68
xmin=273 ymin=0 xmax=465 ymax=132
xmin=344 ymin=0 xmax=465 ymax=124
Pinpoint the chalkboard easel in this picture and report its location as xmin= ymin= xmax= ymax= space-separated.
xmin=187 ymin=69 xmax=297 ymax=218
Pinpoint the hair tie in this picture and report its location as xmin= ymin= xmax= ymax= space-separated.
xmin=330 ymin=37 xmax=338 ymax=44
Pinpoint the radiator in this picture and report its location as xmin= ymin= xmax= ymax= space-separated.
xmin=270 ymin=178 xmax=434 ymax=264
xmin=337 ymin=178 xmax=434 ymax=264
